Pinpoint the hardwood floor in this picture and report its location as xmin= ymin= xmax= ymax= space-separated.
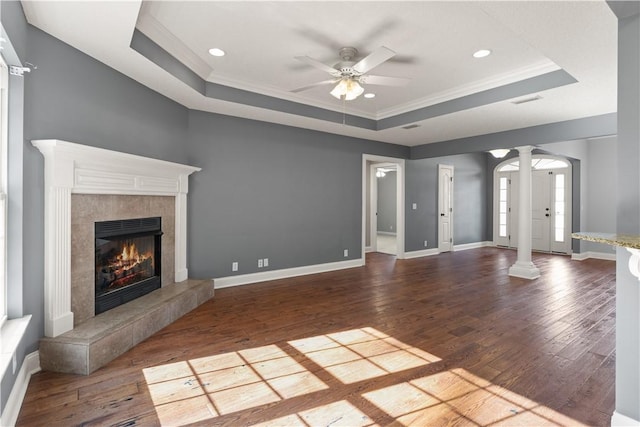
xmin=17 ymin=248 xmax=616 ymax=426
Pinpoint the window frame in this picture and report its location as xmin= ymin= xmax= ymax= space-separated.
xmin=0 ymin=54 xmax=8 ymax=327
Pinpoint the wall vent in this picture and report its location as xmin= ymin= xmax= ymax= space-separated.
xmin=511 ymin=95 xmax=542 ymax=105
xmin=402 ymin=124 xmax=421 ymax=130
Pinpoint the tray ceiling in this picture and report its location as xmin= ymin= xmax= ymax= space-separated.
xmin=21 ymin=1 xmax=617 ymax=147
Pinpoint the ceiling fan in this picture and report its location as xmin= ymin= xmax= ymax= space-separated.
xmin=292 ymin=46 xmax=409 ymax=101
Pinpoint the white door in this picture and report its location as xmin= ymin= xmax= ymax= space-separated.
xmin=438 ymin=164 xmax=454 ymax=252
xmin=531 ymin=170 xmax=552 ymax=252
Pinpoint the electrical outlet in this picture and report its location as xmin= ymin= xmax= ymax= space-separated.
xmin=412 ymin=203 xmax=417 ymax=210
xmin=344 ymin=249 xmax=349 ymax=257
xmin=258 ymin=259 xmax=263 ymax=268
xmin=263 ymin=258 xmax=269 ymax=267
xmin=424 ymin=240 xmax=428 ymax=247
xmin=232 ymin=261 xmax=238 ymax=272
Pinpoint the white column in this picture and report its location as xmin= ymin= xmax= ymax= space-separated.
xmin=509 ymin=145 xmax=540 ymax=279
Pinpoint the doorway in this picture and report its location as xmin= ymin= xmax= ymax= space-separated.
xmin=494 ymin=156 xmax=572 ymax=253
xmin=362 ymin=154 xmax=405 ymax=264
xmin=374 ymin=164 xmax=397 ymax=255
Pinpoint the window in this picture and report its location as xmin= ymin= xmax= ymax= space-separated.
xmin=498 ymin=176 xmax=508 ymax=237
xmin=0 ymin=55 xmax=8 ymax=327
xmin=498 ymin=157 xmax=570 ymax=172
xmin=554 ymin=173 xmax=565 ymax=242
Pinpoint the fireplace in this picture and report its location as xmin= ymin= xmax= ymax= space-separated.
xmin=95 ymin=217 xmax=162 ymax=314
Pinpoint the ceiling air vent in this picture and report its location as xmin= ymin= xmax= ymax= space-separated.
xmin=511 ymin=95 xmax=542 ymax=105
xmin=402 ymin=124 xmax=421 ymax=130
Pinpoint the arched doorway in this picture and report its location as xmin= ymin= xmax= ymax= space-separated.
xmin=494 ymin=155 xmax=572 ymax=253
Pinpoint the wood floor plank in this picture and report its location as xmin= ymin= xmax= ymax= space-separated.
xmin=17 ymin=249 xmax=616 ymax=426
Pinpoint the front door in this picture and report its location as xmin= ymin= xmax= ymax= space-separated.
xmin=531 ymin=170 xmax=552 ymax=251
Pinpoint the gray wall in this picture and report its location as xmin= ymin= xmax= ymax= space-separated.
xmin=586 ymin=137 xmax=617 ymax=254
xmin=405 ymin=152 xmax=487 ymax=252
xmin=186 ymin=110 xmax=407 ymax=279
xmin=376 ymin=170 xmax=397 ymax=234
xmin=25 ymin=28 xmax=189 ymax=162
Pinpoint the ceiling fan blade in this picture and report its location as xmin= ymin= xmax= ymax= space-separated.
xmin=291 ymin=79 xmax=338 ymax=93
xmin=352 ymin=46 xmax=396 ymax=74
xmin=360 ymin=75 xmax=410 ymax=86
xmin=294 ymin=56 xmax=341 ymax=76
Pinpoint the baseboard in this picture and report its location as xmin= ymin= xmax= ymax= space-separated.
xmin=611 ymin=410 xmax=640 ymax=426
xmin=365 ymin=246 xmax=373 ymax=253
xmin=572 ymin=251 xmax=616 ymax=261
xmin=1 ymin=351 xmax=41 ymax=427
xmin=214 ymin=259 xmax=363 ymax=289
xmin=404 ymin=248 xmax=440 ymax=259
xmin=454 ymin=241 xmax=493 ymax=252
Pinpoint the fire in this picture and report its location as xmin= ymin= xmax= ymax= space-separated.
xmin=96 ymin=237 xmax=156 ymax=293
xmin=121 ymin=242 xmax=141 ymax=263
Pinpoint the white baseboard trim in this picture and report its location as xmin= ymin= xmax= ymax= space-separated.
xmin=572 ymin=251 xmax=616 ymax=261
xmin=1 ymin=351 xmax=41 ymax=427
xmin=612 ymin=410 xmax=640 ymax=426
xmin=454 ymin=241 xmax=493 ymax=252
xmin=365 ymin=246 xmax=373 ymax=253
xmin=214 ymin=259 xmax=364 ymax=289
xmin=404 ymin=242 xmax=492 ymax=259
xmin=404 ymin=248 xmax=440 ymax=259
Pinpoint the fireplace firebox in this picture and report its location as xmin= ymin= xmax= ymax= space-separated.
xmin=95 ymin=217 xmax=162 ymax=315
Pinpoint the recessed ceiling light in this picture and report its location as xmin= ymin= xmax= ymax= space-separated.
xmin=473 ymin=49 xmax=492 ymax=58
xmin=364 ymin=93 xmax=376 ymax=99
xmin=208 ymin=48 xmax=225 ymax=57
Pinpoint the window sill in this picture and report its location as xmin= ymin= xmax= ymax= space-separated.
xmin=0 ymin=315 xmax=31 ymax=378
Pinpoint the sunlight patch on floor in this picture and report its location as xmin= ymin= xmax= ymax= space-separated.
xmin=288 ymin=327 xmax=441 ymax=384
xmin=363 ymin=368 xmax=589 ymax=426
xmin=143 ymin=344 xmax=329 ymax=425
xmin=141 ymin=327 xmax=587 ymax=427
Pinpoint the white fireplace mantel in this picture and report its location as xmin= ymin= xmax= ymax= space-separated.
xmin=32 ymin=139 xmax=201 ymax=337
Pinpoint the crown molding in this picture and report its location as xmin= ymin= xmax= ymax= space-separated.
xmin=376 ymin=60 xmax=561 ymax=120
xmin=136 ymin=4 xmax=212 ymax=80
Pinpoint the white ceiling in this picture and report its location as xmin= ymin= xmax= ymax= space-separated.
xmin=21 ymin=1 xmax=618 ymax=147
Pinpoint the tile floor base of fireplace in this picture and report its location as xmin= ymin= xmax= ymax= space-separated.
xmin=39 ymin=279 xmax=214 ymax=375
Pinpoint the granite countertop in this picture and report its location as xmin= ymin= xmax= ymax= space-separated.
xmin=572 ymin=232 xmax=640 ymax=250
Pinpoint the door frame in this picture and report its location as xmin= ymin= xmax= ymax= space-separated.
xmin=492 ymin=155 xmax=572 ymax=254
xmin=362 ymin=154 xmax=405 ymax=264
xmin=369 ymin=162 xmax=397 ymax=253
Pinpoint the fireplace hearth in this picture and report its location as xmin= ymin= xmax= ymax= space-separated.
xmin=95 ymin=217 xmax=162 ymax=314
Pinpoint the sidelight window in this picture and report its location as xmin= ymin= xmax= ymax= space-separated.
xmin=498 ymin=177 xmax=508 ymax=237
xmin=554 ymin=174 xmax=565 ymax=242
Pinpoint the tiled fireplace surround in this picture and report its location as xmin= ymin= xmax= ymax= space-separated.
xmin=33 ymin=140 xmax=214 ymax=375
xmin=71 ymin=194 xmax=176 ymax=325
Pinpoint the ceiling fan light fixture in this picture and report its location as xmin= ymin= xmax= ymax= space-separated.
xmin=489 ymin=149 xmax=510 ymax=158
xmin=330 ymin=78 xmax=364 ymax=101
